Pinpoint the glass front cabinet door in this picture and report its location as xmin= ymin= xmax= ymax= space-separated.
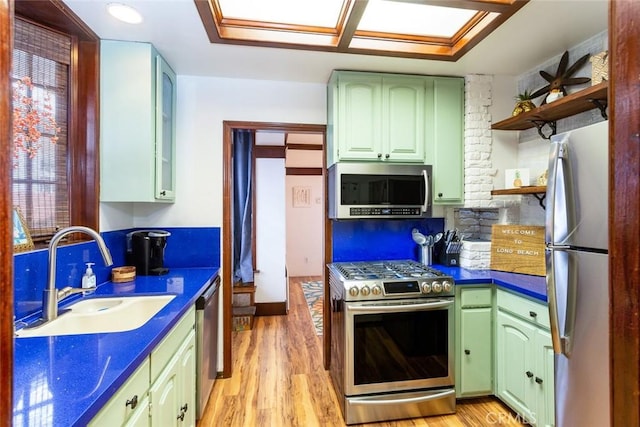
xmin=156 ymin=56 xmax=177 ymax=201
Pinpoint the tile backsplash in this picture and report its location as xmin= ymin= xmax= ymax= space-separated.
xmin=13 ymin=227 xmax=220 ymax=321
xmin=332 ymin=218 xmax=445 ymax=262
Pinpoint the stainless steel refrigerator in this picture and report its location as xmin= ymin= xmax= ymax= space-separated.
xmin=546 ymin=120 xmax=610 ymax=427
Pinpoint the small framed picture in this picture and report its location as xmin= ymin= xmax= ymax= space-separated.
xmin=505 ymin=168 xmax=530 ymax=189
xmin=13 ymin=207 xmax=34 ymax=252
xmin=292 ymin=186 xmax=311 ymax=208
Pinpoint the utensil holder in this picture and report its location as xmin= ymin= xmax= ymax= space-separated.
xmin=420 ymin=246 xmax=433 ymax=266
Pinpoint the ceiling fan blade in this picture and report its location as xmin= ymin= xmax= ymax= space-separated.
xmin=563 ymin=77 xmax=592 ymax=85
xmin=530 ymin=85 xmax=550 ymax=99
xmin=539 ymin=70 xmax=555 ymax=82
xmin=556 ymin=50 xmax=569 ymax=75
xmin=562 ymin=53 xmax=591 ymax=78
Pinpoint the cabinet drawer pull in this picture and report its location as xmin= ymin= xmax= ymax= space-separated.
xmin=126 ymin=395 xmax=138 ymax=410
xmin=535 ymin=377 xmax=543 ymax=384
xmin=529 ymin=311 xmax=537 ymax=318
xmin=526 ymin=371 xmax=534 ymax=378
xmin=464 ymin=349 xmax=470 ymax=355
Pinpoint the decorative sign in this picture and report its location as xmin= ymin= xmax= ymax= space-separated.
xmin=490 ymin=225 xmax=545 ymax=276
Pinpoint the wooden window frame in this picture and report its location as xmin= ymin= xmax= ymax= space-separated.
xmin=14 ymin=0 xmax=100 ymax=238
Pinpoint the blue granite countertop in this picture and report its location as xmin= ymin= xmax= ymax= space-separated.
xmin=13 ymin=267 xmax=219 ymax=427
xmin=433 ymin=265 xmax=547 ymax=302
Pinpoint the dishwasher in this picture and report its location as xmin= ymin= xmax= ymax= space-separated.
xmin=196 ymin=275 xmax=220 ymax=419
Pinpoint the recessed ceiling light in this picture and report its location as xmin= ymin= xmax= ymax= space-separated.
xmin=107 ymin=3 xmax=143 ymax=24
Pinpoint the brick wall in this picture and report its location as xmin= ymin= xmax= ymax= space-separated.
xmin=463 ymin=74 xmax=498 ymax=209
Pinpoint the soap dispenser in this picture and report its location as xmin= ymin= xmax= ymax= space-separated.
xmin=82 ymin=262 xmax=96 ymax=293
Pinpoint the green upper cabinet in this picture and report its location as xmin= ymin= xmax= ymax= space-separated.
xmin=327 ymin=71 xmax=464 ymax=204
xmin=328 ymin=71 xmax=433 ymax=164
xmin=334 ymin=72 xmax=382 ymax=161
xmin=381 ymin=75 xmax=428 ymax=162
xmin=100 ymin=40 xmax=177 ymax=203
xmin=430 ymin=77 xmax=464 ymax=205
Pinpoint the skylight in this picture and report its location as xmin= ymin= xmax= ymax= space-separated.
xmin=218 ymin=0 xmax=344 ymax=28
xmin=357 ymin=1 xmax=478 ymax=38
xmin=194 ymin=0 xmax=529 ymax=61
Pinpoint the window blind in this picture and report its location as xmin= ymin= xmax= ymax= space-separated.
xmin=12 ymin=18 xmax=70 ymax=242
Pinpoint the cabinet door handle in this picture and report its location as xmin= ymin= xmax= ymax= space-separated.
xmin=526 ymin=371 xmax=534 ymax=378
xmin=438 ymin=193 xmax=443 ymax=198
xmin=377 ymin=153 xmax=382 ymax=159
xmin=177 ymin=411 xmax=185 ymax=421
xmin=529 ymin=311 xmax=537 ymax=318
xmin=385 ymin=153 xmax=390 ymax=159
xmin=464 ymin=349 xmax=470 ymax=355
xmin=535 ymin=377 xmax=543 ymax=384
xmin=126 ymin=395 xmax=138 ymax=410
xmin=160 ymin=190 xmax=166 ymax=196
xmin=181 ymin=403 xmax=188 ymax=413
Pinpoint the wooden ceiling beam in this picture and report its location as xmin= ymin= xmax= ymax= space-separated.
xmin=337 ymin=0 xmax=368 ymax=51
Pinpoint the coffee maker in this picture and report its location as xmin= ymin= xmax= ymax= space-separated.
xmin=127 ymin=230 xmax=171 ymax=275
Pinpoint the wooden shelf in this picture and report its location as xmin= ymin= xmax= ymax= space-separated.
xmin=492 ymin=186 xmax=547 ymax=208
xmin=491 ymin=186 xmax=546 ymax=196
xmin=492 ymin=81 xmax=608 ymax=139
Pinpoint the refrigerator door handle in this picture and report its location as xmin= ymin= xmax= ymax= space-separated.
xmin=546 ymin=247 xmax=563 ymax=354
xmin=546 ymin=143 xmax=561 ymax=244
xmin=546 ymin=246 xmax=576 ymax=357
xmin=546 ymin=141 xmax=575 ymax=246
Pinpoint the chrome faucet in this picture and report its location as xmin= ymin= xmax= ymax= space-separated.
xmin=42 ymin=226 xmax=114 ymax=322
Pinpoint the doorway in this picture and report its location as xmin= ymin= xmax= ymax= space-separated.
xmin=221 ymin=121 xmax=327 ymax=377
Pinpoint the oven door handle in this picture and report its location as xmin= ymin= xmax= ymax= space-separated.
xmin=348 ymin=299 xmax=453 ymax=314
xmin=348 ymin=388 xmax=456 ymax=406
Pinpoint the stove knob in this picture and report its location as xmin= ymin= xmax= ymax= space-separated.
xmin=443 ymin=280 xmax=453 ymax=292
xmin=349 ymin=286 xmax=359 ymax=297
xmin=360 ymin=286 xmax=371 ymax=296
xmin=432 ymin=282 xmax=443 ymax=293
xmin=371 ymin=285 xmax=382 ymax=296
xmin=421 ymin=282 xmax=432 ymax=293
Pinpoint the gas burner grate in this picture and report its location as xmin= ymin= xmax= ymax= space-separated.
xmin=334 ymin=260 xmax=446 ymax=281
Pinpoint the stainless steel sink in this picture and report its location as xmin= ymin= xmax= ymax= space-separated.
xmin=15 ymin=295 xmax=176 ymax=338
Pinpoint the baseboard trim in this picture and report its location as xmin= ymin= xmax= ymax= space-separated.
xmin=255 ymin=302 xmax=287 ymax=316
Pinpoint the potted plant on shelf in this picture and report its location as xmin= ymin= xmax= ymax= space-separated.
xmin=512 ymin=90 xmax=536 ymax=116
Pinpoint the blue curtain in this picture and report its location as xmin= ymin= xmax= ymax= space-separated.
xmin=233 ymin=130 xmax=254 ymax=284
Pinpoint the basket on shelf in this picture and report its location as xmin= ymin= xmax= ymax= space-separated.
xmin=590 ymin=51 xmax=608 ymax=85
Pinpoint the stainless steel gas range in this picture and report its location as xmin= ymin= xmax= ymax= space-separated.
xmin=328 ymin=260 xmax=456 ymax=425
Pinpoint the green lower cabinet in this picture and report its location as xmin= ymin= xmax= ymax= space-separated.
xmin=496 ymin=310 xmax=538 ymax=422
xmin=125 ymin=396 xmax=150 ymax=427
xmin=150 ymin=328 xmax=196 ymax=427
xmin=455 ymin=286 xmax=493 ymax=397
xmin=89 ymin=307 xmax=196 ymax=427
xmin=496 ymin=290 xmax=555 ymax=427
xmin=536 ymin=329 xmax=555 ymax=427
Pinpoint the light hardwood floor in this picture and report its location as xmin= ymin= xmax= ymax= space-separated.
xmin=198 ymin=276 xmax=526 ymax=427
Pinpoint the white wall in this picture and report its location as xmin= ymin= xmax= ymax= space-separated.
xmin=99 ymin=76 xmax=327 ymax=231
xmin=286 ymin=175 xmax=324 ymax=276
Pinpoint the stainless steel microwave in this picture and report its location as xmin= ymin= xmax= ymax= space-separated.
xmin=328 ymin=163 xmax=432 ymax=219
